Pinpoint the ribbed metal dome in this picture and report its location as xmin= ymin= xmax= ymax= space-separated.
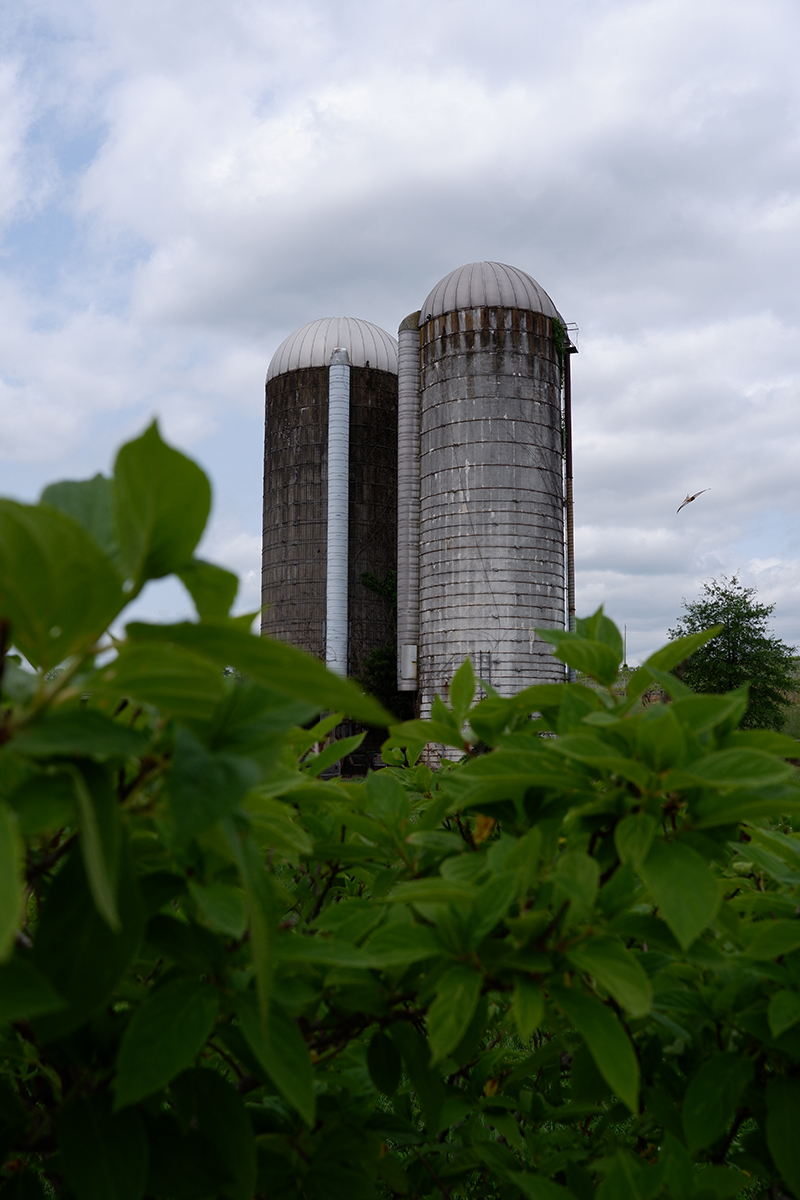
xmin=419 ymin=262 xmax=560 ymax=324
xmin=267 ymin=317 xmax=398 ymax=382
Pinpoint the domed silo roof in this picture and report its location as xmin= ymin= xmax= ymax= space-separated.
xmin=267 ymin=317 xmax=398 ymax=382
xmin=419 ymin=261 xmax=560 ymax=324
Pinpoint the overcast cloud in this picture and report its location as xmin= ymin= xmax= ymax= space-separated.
xmin=1 ymin=0 xmax=798 ymax=662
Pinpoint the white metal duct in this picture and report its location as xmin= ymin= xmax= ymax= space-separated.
xmin=326 ymin=348 xmax=350 ymax=676
xmin=396 ymin=311 xmax=421 ymax=691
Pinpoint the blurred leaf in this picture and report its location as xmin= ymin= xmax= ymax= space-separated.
xmin=8 ymin=771 xmax=76 ymax=836
xmin=0 ymin=800 xmax=23 ymax=961
xmin=745 ymin=920 xmax=800 ymax=961
xmin=32 ymin=846 xmax=144 ymax=1041
xmin=535 ymin=628 xmax=620 ymax=686
xmin=513 ymin=977 xmax=545 ymax=1039
xmin=0 ymin=958 xmax=63 ymax=1023
xmin=177 ymin=558 xmax=238 ymax=619
xmin=552 ymin=852 xmax=599 ymax=912
xmin=614 ymin=813 xmax=656 ymax=870
xmin=90 ymin=641 xmax=227 ymax=723
xmin=0 ymin=1171 xmax=48 ymax=1199
xmin=304 ymin=732 xmax=365 ymax=778
xmin=766 ymin=1075 xmax=800 ymax=1196
xmin=188 ymin=879 xmax=247 ymax=939
xmin=170 ymin=1068 xmax=255 ymax=1200
xmin=363 ymin=922 xmax=441 ymax=967
xmin=427 ymin=965 xmax=483 ymax=1063
xmin=66 ymin=761 xmax=121 ymax=931
xmin=0 ymin=500 xmax=125 ymax=670
xmin=682 ymin=1053 xmax=753 ymax=1150
xmin=667 ymin=748 xmax=796 ymax=790
xmin=126 ymin=619 xmax=393 ymax=726
xmin=553 ymin=987 xmax=639 ymax=1113
xmin=636 ymin=707 xmax=687 ymax=771
xmin=768 ymin=990 xmax=800 ymax=1039
xmin=113 ymin=422 xmax=210 ymax=586
xmin=225 ymin=827 xmax=276 ymax=1027
xmin=640 ymin=840 xmax=720 ymax=950
xmin=59 ymin=1096 xmax=147 ymax=1200
xmin=12 ymin=710 xmax=147 ymax=759
xmin=236 ymin=994 xmax=315 ymax=1127
xmin=367 ymin=1029 xmax=402 ymax=1095
xmin=566 ymin=938 xmax=652 ymax=1017
xmin=449 ymin=658 xmax=476 ymax=722
xmin=168 ymin=728 xmax=259 ymax=842
xmin=40 ymin=474 xmax=120 ymax=565
xmin=114 ymin=978 xmax=220 ymax=1109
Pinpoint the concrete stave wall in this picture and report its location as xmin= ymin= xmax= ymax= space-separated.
xmin=418 ymin=304 xmax=565 ymax=708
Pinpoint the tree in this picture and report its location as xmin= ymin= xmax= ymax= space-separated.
xmin=669 ymin=574 xmax=797 ymax=729
xmin=3 ymin=428 xmax=800 ymax=1198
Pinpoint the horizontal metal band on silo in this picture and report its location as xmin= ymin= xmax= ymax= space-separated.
xmin=396 ymin=311 xmax=421 ymax=691
xmin=326 ymin=349 xmax=350 ymax=676
xmin=417 ymin=305 xmax=565 ymax=709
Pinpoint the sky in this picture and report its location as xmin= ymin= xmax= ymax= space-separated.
xmin=1 ymin=0 xmax=798 ymax=664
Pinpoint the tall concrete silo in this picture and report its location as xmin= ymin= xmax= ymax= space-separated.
xmin=262 ymin=317 xmax=398 ymax=678
xmin=396 ymin=262 xmax=569 ymax=712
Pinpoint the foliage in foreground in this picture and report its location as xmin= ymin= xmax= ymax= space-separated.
xmin=1 ymin=427 xmax=800 ymax=1199
xmin=669 ymin=576 xmax=797 ymax=731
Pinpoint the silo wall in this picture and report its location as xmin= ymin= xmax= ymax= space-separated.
xmin=418 ymin=306 xmax=564 ymax=710
xmin=262 ymin=365 xmax=397 ymax=677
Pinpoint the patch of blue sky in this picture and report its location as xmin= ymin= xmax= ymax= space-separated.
xmin=725 ymin=508 xmax=800 ymax=563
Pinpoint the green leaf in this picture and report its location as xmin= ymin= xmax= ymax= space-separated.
xmin=513 ymin=977 xmax=545 ymax=1039
xmin=768 ymin=990 xmax=800 ymax=1039
xmin=66 ymin=761 xmax=121 ymax=931
xmin=449 ymin=658 xmax=476 ymax=722
xmin=635 ymin=707 xmax=687 ymax=771
xmin=0 ymin=500 xmax=125 ymax=669
xmin=682 ymin=1053 xmax=753 ymax=1151
xmin=745 ymin=920 xmax=800 ymax=961
xmin=40 ymin=474 xmax=120 ymax=565
xmin=59 ymin=1096 xmax=148 ymax=1200
xmin=668 ymin=748 xmax=796 ymax=790
xmin=566 ymin=938 xmax=652 ymax=1017
xmin=8 ymin=770 xmax=76 ymax=836
xmin=671 ymin=694 xmax=750 ymax=736
xmin=507 ymin=1173 xmax=576 ymax=1200
xmin=0 ymin=958 xmax=63 ymax=1023
xmin=188 ymin=880 xmax=247 ymax=939
xmin=535 ymin=628 xmax=620 ymax=686
xmin=552 ymin=987 xmax=639 ymax=1113
xmin=12 ymin=709 xmax=148 ymax=759
xmin=168 ymin=728 xmax=259 ymax=842
xmin=384 ymin=878 xmax=478 ymax=907
xmin=170 ymin=1068 xmax=256 ymax=1200
xmin=246 ymin=795 xmax=314 ymax=858
xmin=427 ymin=965 xmax=483 ymax=1063
xmin=304 ymin=732 xmax=366 ymax=778
xmin=32 ymin=845 xmax=144 ymax=1041
xmin=0 ymin=800 xmax=23 ymax=961
xmin=114 ymin=977 xmax=220 ymax=1109
xmin=90 ymin=641 xmax=227 ymax=723
xmin=626 ymin=627 xmax=722 ymax=703
xmin=367 ymin=1029 xmax=402 ymax=1095
xmin=577 ymin=608 xmax=625 ymax=660
xmin=388 ymin=1023 xmax=445 ymax=1134
xmin=236 ymin=994 xmax=315 ymax=1126
xmin=766 ymin=1075 xmax=800 ymax=1197
xmin=225 ymin=827 xmax=276 ymax=1027
xmin=113 ymin=422 xmax=211 ymax=586
xmin=126 ymin=619 xmax=393 ymax=727
xmin=640 ymin=839 xmax=720 ymax=950
xmin=552 ymin=851 xmax=599 ymax=912
xmin=363 ymin=921 xmax=442 ymax=966
xmin=614 ymin=813 xmax=656 ymax=870
xmin=177 ymin=558 xmax=238 ymax=619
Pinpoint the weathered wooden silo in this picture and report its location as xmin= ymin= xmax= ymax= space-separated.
xmin=262 ymin=317 xmax=398 ymax=678
xmin=396 ymin=262 xmax=567 ymax=710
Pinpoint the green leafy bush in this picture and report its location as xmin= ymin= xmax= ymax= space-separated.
xmin=1 ymin=425 xmax=800 ymax=1200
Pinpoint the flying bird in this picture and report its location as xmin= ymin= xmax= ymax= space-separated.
xmin=677 ymin=489 xmax=709 ymax=514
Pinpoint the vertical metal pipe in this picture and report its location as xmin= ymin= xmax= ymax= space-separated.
xmin=396 ymin=312 xmax=421 ymax=691
xmin=565 ymin=346 xmax=576 ymax=637
xmin=326 ymin=349 xmax=350 ymax=676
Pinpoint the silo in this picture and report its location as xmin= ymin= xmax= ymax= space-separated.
xmin=262 ymin=317 xmax=398 ymax=678
xmin=396 ymin=262 xmax=567 ymax=711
